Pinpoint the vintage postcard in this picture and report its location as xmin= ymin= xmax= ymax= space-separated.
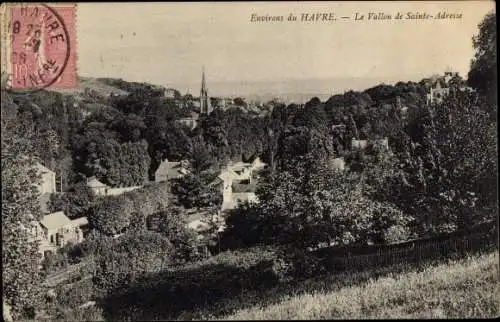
xmin=1 ymin=1 xmax=497 ymax=321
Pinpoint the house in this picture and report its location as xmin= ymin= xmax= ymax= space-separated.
xmin=39 ymin=212 xmax=85 ymax=246
xmin=251 ymin=157 xmax=266 ymax=172
xmin=329 ymin=157 xmax=345 ymax=172
xmin=86 ymin=177 xmax=141 ymax=197
xmin=177 ymin=118 xmax=198 ymax=130
xmin=186 ymin=219 xmax=211 ymax=233
xmin=222 ymin=157 xmax=266 ymax=184
xmin=30 ymin=212 xmax=88 ymax=258
xmin=86 ymin=177 xmax=108 ymax=196
xmin=165 ymin=88 xmax=178 ymax=99
xmin=230 ymin=162 xmax=253 ymax=182
xmin=332 ymin=124 xmax=347 ymax=132
xmin=230 ymin=192 xmax=258 ymax=208
xmin=155 ymin=159 xmax=189 ymax=182
xmin=177 ymin=111 xmax=199 ymax=130
xmin=427 ymin=80 xmax=450 ymax=105
xmin=351 ymin=138 xmax=389 ymax=151
xmin=106 ymin=186 xmax=142 ymax=196
xmin=218 ymin=157 xmax=266 ymax=211
xmin=372 ymin=138 xmax=389 ymax=150
xmin=351 ymin=139 xmax=369 ymax=150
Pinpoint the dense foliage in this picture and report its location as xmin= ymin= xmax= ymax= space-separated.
xmin=48 ymin=182 xmax=97 ymax=219
xmin=222 ymin=153 xmax=413 ymax=250
xmin=468 ymin=11 xmax=497 ymax=110
xmin=1 ymin=88 xmax=44 ymax=319
xmin=87 ymin=182 xmax=171 ymax=235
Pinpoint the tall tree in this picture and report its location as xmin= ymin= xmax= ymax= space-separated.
xmin=468 ymin=11 xmax=497 ymax=111
xmin=1 ymin=89 xmax=44 ymax=319
xmin=379 ymin=90 xmax=497 ymax=236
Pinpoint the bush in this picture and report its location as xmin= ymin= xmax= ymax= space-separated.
xmin=55 ymin=278 xmax=95 ymax=309
xmin=41 ymin=251 xmax=69 ymax=275
xmin=88 ymin=195 xmax=133 ymax=235
xmin=220 ymin=201 xmax=266 ymax=250
xmin=384 ymin=224 xmax=412 ymax=244
xmin=92 ymin=231 xmax=174 ymax=296
xmin=87 ymin=182 xmax=172 ymax=236
xmin=270 ymin=247 xmax=326 ymax=283
xmin=171 ymin=171 xmax=223 ymax=209
xmin=48 ymin=182 xmax=96 ymax=220
xmin=147 ymin=206 xmax=200 ymax=264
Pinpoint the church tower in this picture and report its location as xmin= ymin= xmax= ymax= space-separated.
xmin=200 ymin=67 xmax=212 ymax=115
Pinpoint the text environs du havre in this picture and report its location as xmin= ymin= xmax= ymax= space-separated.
xmin=250 ymin=11 xmax=463 ymax=22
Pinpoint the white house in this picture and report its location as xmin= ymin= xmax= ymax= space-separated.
xmin=29 ymin=212 xmax=88 ymax=258
xmin=351 ymin=139 xmax=368 ymax=150
xmin=329 ymin=157 xmax=345 ymax=172
xmin=351 ymin=138 xmax=389 ymax=151
xmin=155 ymin=159 xmax=190 ymax=183
xmin=217 ymin=157 xmax=266 ymax=211
xmin=86 ymin=177 xmax=141 ymax=197
xmin=86 ymin=177 xmax=108 ymax=196
xmin=427 ymin=81 xmax=450 ymax=105
xmin=186 ymin=219 xmax=211 ymax=233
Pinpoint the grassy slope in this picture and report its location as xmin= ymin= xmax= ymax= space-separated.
xmin=47 ymin=77 xmax=129 ymax=97
xmin=223 ymin=252 xmax=499 ymax=319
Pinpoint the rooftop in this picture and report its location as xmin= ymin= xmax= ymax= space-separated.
xmin=156 ymin=159 xmax=189 ymax=180
xmin=87 ymin=177 xmax=107 ymax=188
xmin=71 ymin=217 xmax=89 ymax=227
xmin=40 ymin=211 xmax=72 ymax=230
xmin=35 ymin=162 xmax=53 ymax=174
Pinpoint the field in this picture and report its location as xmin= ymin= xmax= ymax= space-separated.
xmin=222 ymin=252 xmax=499 ymax=320
xmin=40 ymin=247 xmax=498 ymax=321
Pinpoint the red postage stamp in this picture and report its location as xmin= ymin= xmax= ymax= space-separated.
xmin=6 ymin=3 xmax=76 ymax=91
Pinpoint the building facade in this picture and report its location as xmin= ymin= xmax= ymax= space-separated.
xmin=218 ymin=157 xmax=266 ymax=211
xmin=35 ymin=162 xmax=56 ymax=195
xmin=29 ymin=212 xmax=88 ymax=258
xmin=155 ymin=159 xmax=189 ymax=182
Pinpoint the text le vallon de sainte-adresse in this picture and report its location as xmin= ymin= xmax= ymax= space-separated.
xmin=250 ymin=11 xmax=463 ymax=22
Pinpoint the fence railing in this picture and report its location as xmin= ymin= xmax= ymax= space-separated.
xmin=313 ymin=223 xmax=498 ymax=271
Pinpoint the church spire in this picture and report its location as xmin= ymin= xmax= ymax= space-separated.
xmin=200 ymin=66 xmax=211 ymax=115
xmin=201 ymin=65 xmax=206 ymax=93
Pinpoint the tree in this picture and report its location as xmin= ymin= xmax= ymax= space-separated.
xmin=92 ymin=230 xmax=173 ymax=296
xmin=186 ymin=135 xmax=215 ymax=175
xmin=171 ymin=171 xmax=222 ymax=209
xmin=378 ymin=90 xmax=497 ymax=236
xmin=1 ymin=89 xmax=44 ymax=319
xmin=223 ymin=153 xmax=412 ymax=249
xmin=468 ymin=11 xmax=497 ymax=110
xmin=48 ymin=182 xmax=97 ymax=219
xmin=233 ymin=97 xmax=247 ymax=107
xmin=88 ymin=195 xmax=134 ymax=235
xmin=220 ymin=201 xmax=266 ymax=250
xmin=147 ymin=206 xmax=200 ymax=263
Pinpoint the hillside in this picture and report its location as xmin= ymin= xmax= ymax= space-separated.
xmin=222 ymin=252 xmax=499 ymax=319
xmin=47 ymin=76 xmax=130 ymax=99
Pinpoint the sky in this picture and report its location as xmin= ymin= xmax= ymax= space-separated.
xmin=77 ymin=1 xmax=495 ymax=96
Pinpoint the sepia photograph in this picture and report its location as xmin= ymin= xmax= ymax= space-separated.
xmin=1 ymin=1 xmax=498 ymax=320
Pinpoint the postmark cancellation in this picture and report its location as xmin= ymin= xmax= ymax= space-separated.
xmin=1 ymin=3 xmax=77 ymax=91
